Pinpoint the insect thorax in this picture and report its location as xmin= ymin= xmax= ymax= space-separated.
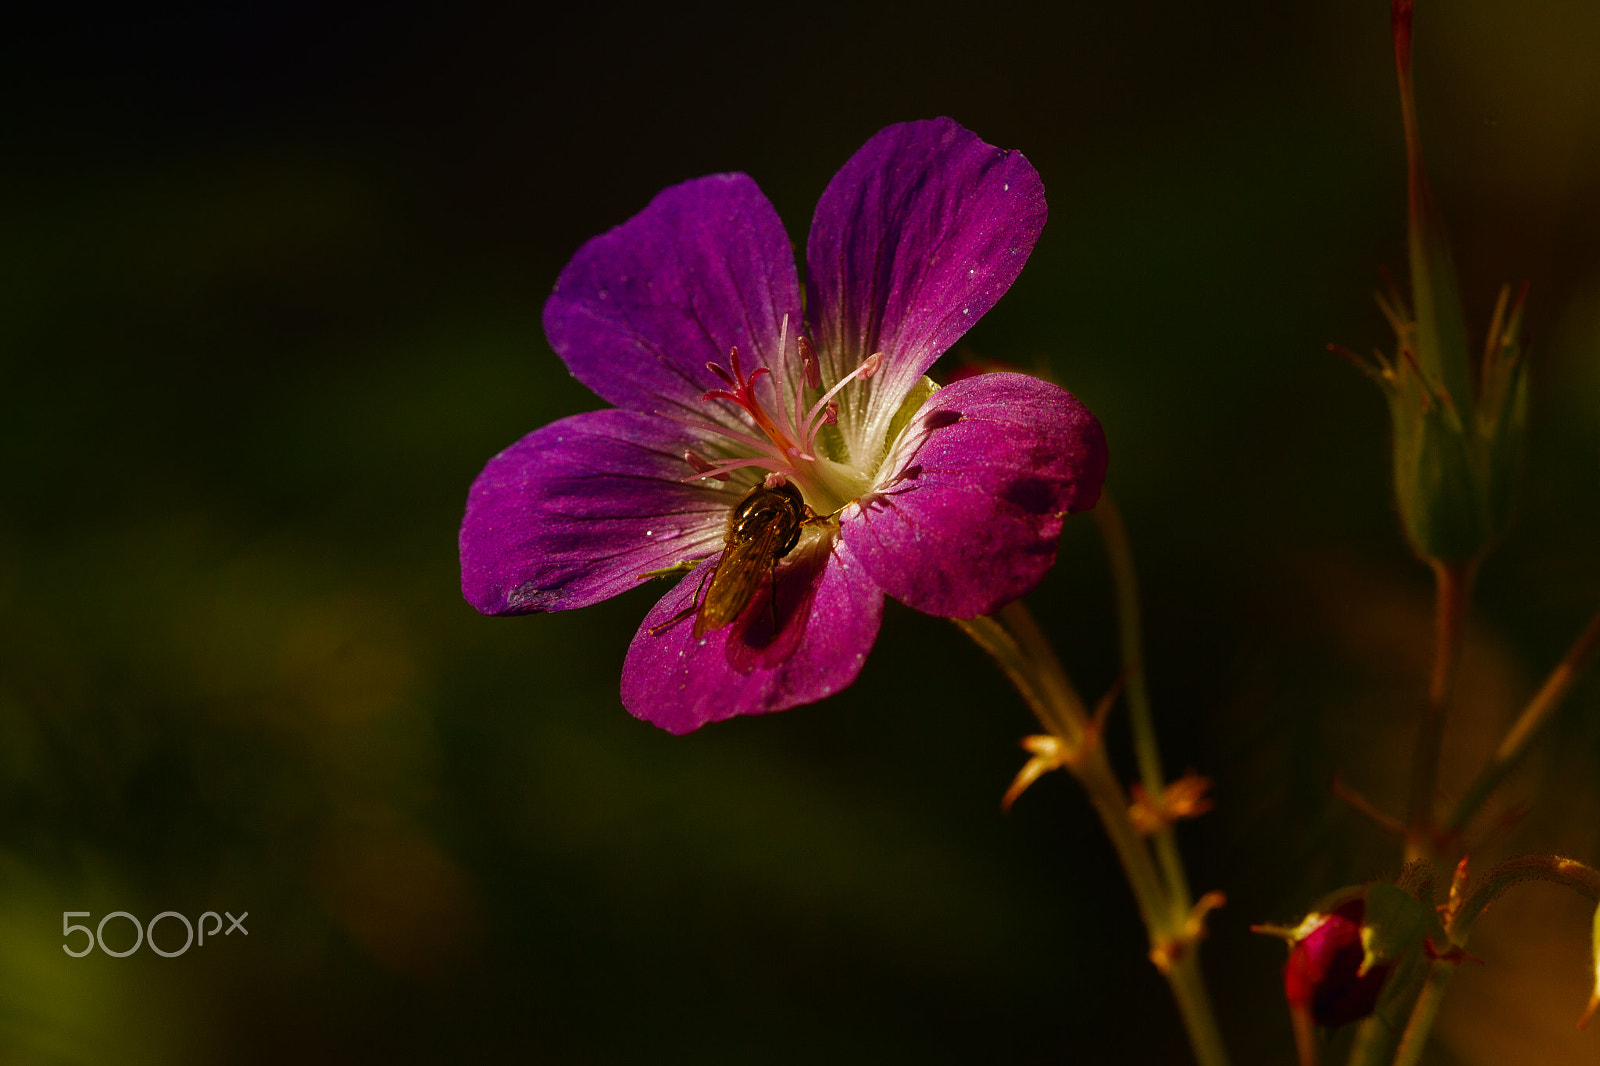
xmin=727 ymin=481 xmax=804 ymax=558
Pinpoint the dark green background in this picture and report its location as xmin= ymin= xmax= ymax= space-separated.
xmin=4 ymin=3 xmax=1599 ymax=1063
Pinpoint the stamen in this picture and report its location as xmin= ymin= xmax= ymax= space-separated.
xmin=679 ymin=454 xmax=787 ymax=483
xmin=802 ymin=352 xmax=884 ymax=437
xmin=798 ymin=335 xmax=821 ymax=389
xmin=763 ymin=472 xmax=789 ymax=489
xmin=683 ymin=324 xmax=882 ymax=506
xmin=684 ymin=449 xmax=731 ymax=481
xmin=657 ymin=411 xmax=775 ymax=455
xmin=779 ymin=315 xmax=807 ymax=438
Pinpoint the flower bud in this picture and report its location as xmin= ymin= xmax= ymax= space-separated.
xmin=1282 ymin=897 xmax=1394 ymax=1028
xmin=1348 ymin=2 xmax=1529 ymax=565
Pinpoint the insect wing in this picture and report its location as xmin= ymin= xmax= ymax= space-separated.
xmin=694 ymin=517 xmax=791 ymax=638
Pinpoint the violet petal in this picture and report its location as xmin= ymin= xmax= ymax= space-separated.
xmin=805 ymin=118 xmax=1046 ymax=444
xmin=840 ymin=372 xmax=1106 ymax=619
xmin=460 ymin=410 xmax=737 ymax=615
xmin=544 ymin=173 xmax=803 ymax=423
xmin=621 ymin=534 xmax=884 ymax=733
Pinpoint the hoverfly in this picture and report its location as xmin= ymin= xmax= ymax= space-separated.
xmin=693 ymin=480 xmax=807 ymax=639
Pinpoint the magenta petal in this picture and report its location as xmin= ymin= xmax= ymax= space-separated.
xmin=804 ymin=118 xmax=1046 ymax=410
xmin=543 ymin=173 xmax=802 ymax=421
xmin=840 ymin=373 xmax=1107 ymax=619
xmin=460 ymin=410 xmax=737 ymax=615
xmin=620 ymin=535 xmax=884 ymax=733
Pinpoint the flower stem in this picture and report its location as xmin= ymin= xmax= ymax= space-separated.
xmin=1345 ymin=986 xmax=1417 ymax=1066
xmin=1406 ymin=559 xmax=1475 ymax=861
xmin=1391 ymin=963 xmax=1452 ymax=1066
xmin=958 ymin=610 xmax=1088 ymax=749
xmin=1445 ymin=597 xmax=1600 ymax=839
xmin=1093 ymin=493 xmax=1193 ymax=915
xmin=957 ymin=602 xmax=1230 ymax=1066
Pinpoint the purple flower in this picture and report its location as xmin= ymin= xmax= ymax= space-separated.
xmin=460 ymin=118 xmax=1108 ymax=733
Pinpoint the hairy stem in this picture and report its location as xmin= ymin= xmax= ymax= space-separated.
xmin=1447 ymin=598 xmax=1600 ymax=838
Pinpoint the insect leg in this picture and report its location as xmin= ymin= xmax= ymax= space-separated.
xmin=648 ymin=557 xmax=718 ymax=636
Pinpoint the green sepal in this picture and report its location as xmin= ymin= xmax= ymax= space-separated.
xmin=1365 ymin=281 xmax=1529 ymax=565
xmin=1474 ymin=284 xmax=1530 ymax=534
xmin=1360 ymin=881 xmax=1430 ymax=975
xmin=1382 ymin=371 xmax=1487 ymax=564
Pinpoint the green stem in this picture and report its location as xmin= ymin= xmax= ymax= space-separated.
xmin=958 ymin=610 xmax=1087 ymax=748
xmin=1072 ymin=731 xmax=1180 ymax=945
xmin=1164 ymin=950 xmax=1229 ymax=1066
xmin=1093 ymin=494 xmax=1193 ymax=913
xmin=957 ymin=603 xmax=1231 ymax=1066
xmin=1345 ymin=956 xmax=1428 ymax=1066
xmin=1391 ymin=963 xmax=1452 ymax=1066
xmin=1406 ymin=560 xmax=1475 ymax=862
xmin=1446 ymin=598 xmax=1600 ymax=838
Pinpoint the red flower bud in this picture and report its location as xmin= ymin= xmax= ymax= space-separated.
xmin=1284 ymin=898 xmax=1393 ymax=1028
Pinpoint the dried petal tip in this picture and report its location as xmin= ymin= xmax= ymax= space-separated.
xmin=1129 ymin=772 xmax=1213 ymax=835
xmin=1150 ymin=892 xmax=1226 ymax=975
xmin=1001 ymin=734 xmax=1068 ymax=812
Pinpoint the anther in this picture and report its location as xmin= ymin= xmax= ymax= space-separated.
xmin=798 ymin=336 xmax=822 ymax=389
xmin=684 ymin=450 xmax=731 ymax=481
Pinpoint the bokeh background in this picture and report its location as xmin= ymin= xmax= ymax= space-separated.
xmin=4 ymin=2 xmax=1600 ymax=1063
